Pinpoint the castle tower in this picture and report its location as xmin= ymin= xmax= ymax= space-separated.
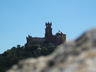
xmin=45 ymin=22 xmax=53 ymax=42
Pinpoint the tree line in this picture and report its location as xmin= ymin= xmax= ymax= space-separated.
xmin=0 ymin=44 xmax=56 ymax=72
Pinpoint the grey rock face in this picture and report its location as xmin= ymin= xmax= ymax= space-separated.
xmin=7 ymin=28 xmax=96 ymax=72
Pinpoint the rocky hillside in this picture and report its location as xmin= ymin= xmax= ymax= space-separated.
xmin=7 ymin=28 xmax=96 ymax=72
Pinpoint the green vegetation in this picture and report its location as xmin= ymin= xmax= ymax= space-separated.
xmin=0 ymin=44 xmax=56 ymax=72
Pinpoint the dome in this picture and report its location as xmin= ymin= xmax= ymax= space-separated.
xmin=56 ymin=30 xmax=63 ymax=35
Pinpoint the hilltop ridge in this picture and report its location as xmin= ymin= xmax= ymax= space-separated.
xmin=7 ymin=28 xmax=96 ymax=72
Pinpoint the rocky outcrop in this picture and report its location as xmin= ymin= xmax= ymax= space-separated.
xmin=7 ymin=28 xmax=96 ymax=72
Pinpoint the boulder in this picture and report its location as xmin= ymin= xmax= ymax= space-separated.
xmin=7 ymin=28 xmax=96 ymax=72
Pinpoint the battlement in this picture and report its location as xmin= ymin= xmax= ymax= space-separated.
xmin=45 ymin=22 xmax=52 ymax=26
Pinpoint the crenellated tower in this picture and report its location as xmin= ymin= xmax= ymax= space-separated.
xmin=45 ymin=22 xmax=53 ymax=42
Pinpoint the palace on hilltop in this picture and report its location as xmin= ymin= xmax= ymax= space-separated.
xmin=25 ymin=22 xmax=66 ymax=47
